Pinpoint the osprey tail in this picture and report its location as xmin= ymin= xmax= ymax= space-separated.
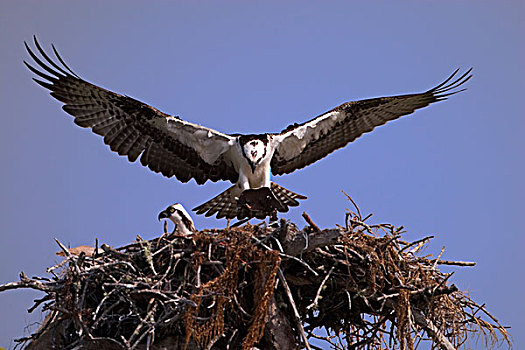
xmin=192 ymin=182 xmax=306 ymax=220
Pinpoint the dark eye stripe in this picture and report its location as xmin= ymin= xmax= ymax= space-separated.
xmin=175 ymin=209 xmax=193 ymax=229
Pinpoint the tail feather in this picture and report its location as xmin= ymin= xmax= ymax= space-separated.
xmin=270 ymin=182 xmax=307 ymax=208
xmin=192 ymin=182 xmax=307 ymax=220
xmin=204 ymin=199 xmax=226 ymax=217
xmin=216 ymin=201 xmax=237 ymax=219
xmin=193 ymin=185 xmax=240 ymax=219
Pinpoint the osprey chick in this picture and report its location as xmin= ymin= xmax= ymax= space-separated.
xmin=24 ymin=37 xmax=472 ymax=220
xmin=158 ymin=203 xmax=196 ymax=236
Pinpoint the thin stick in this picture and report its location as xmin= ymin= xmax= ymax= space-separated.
xmin=413 ymin=310 xmax=455 ymax=350
xmin=251 ymin=236 xmax=319 ymax=276
xmin=433 ymin=246 xmax=446 ymax=269
xmin=129 ymin=299 xmax=157 ymax=349
xmin=349 ymin=217 xmax=374 ymax=235
xmin=302 ymin=212 xmax=321 ymax=232
xmin=54 ymin=238 xmax=71 ymax=257
xmin=432 ymin=259 xmax=476 ymax=267
xmin=342 ymin=191 xmax=362 ymax=219
xmin=278 ymin=268 xmax=311 ymax=350
xmin=0 ymin=274 xmax=61 ymax=293
xmin=400 ymin=235 xmax=434 ymax=253
xmin=306 ymin=266 xmax=334 ymax=311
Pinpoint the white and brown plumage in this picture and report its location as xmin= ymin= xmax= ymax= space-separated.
xmin=24 ymin=36 xmax=472 ymax=219
xmin=158 ymin=203 xmax=196 ymax=236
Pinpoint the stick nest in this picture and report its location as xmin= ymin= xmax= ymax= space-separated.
xmin=2 ymin=198 xmax=511 ymax=349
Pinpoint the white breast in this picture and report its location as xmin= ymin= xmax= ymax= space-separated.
xmin=235 ymin=137 xmax=276 ymax=190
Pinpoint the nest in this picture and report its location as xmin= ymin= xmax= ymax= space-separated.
xmin=1 ymin=197 xmax=511 ymax=350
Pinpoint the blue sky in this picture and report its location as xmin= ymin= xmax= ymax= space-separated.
xmin=1 ymin=1 xmax=523 ymax=348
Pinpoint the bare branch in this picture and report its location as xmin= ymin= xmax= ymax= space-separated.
xmin=278 ymin=268 xmax=311 ymax=350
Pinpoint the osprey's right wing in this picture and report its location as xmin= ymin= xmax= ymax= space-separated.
xmin=271 ymin=69 xmax=472 ymax=175
xmin=25 ymin=36 xmax=238 ymax=185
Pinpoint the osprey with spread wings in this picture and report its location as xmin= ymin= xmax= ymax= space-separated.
xmin=25 ymin=37 xmax=471 ymax=219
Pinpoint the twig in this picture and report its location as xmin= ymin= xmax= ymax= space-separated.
xmin=196 ymin=264 xmax=201 ymax=288
xmin=101 ymin=244 xmax=130 ymax=260
xmin=27 ymin=294 xmax=53 ymax=313
xmin=83 ymin=261 xmax=137 ymax=273
xmin=306 ymin=266 xmax=334 ymax=311
xmin=251 ymin=235 xmax=319 ymax=276
xmin=379 ymin=235 xmax=401 ymax=249
xmin=399 ymin=235 xmax=434 ymax=253
xmin=0 ymin=273 xmax=61 ymax=293
xmin=46 ymin=259 xmax=69 ymax=274
xmin=362 ymin=213 xmax=373 ymax=222
xmin=413 ymin=309 xmax=455 ymax=350
xmin=345 ymin=290 xmax=352 ymax=311
xmin=431 ymin=259 xmax=476 ymax=267
xmin=271 ymin=236 xmax=284 ymax=253
xmin=281 ymin=253 xmax=319 ymax=277
xmin=302 ymin=212 xmax=321 ymax=232
xmin=54 ymin=238 xmax=71 ymax=257
xmin=433 ymin=246 xmax=446 ymax=269
xmin=137 ymin=235 xmax=157 ymax=275
xmin=92 ymin=289 xmax=119 ymax=325
xmin=432 ymin=273 xmax=455 ymax=295
xmin=129 ymin=299 xmax=157 ymax=349
xmin=342 ymin=191 xmax=362 ymax=219
xmin=308 ymin=332 xmax=342 ymax=349
xmin=278 ymin=268 xmax=312 ymax=350
xmin=349 ymin=217 xmax=374 ymax=235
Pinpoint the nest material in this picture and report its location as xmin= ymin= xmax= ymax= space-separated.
xmin=1 ymin=200 xmax=511 ymax=350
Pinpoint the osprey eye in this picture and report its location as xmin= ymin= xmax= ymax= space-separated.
xmin=169 ymin=208 xmax=175 ymax=213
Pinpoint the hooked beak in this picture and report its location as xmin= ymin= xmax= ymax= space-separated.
xmin=158 ymin=210 xmax=169 ymax=221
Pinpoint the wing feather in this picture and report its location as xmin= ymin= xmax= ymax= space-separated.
xmin=26 ymin=37 xmax=238 ymax=185
xmin=271 ymin=69 xmax=472 ymax=175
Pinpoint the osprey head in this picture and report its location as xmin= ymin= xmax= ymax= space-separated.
xmin=240 ymin=135 xmax=269 ymax=172
xmin=158 ymin=203 xmax=196 ymax=234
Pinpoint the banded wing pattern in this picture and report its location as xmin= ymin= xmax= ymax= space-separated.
xmin=24 ymin=36 xmax=238 ymax=185
xmin=272 ymin=69 xmax=472 ymax=175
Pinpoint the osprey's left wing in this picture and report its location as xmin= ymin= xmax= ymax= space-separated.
xmin=271 ymin=69 xmax=472 ymax=175
xmin=24 ymin=37 xmax=238 ymax=185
